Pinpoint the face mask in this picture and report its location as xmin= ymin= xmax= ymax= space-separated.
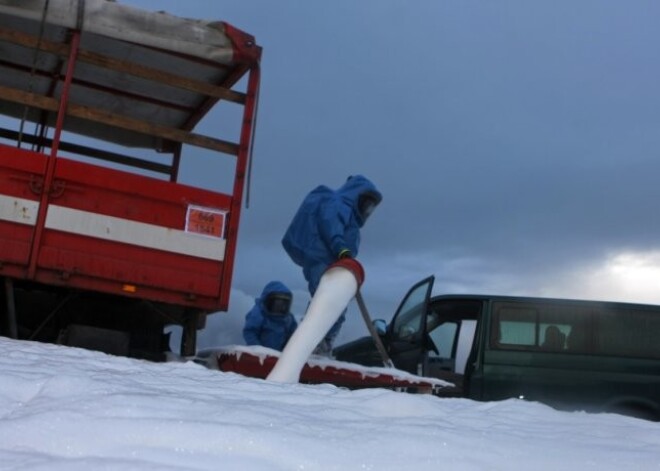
xmin=265 ymin=294 xmax=291 ymax=315
xmin=358 ymin=194 xmax=379 ymax=221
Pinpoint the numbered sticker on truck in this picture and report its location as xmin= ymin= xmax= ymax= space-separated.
xmin=185 ymin=205 xmax=227 ymax=239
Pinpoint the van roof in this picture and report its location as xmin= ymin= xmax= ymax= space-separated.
xmin=431 ymin=293 xmax=660 ymax=311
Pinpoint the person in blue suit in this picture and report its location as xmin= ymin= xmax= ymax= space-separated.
xmin=282 ymin=175 xmax=382 ymax=355
xmin=243 ymin=281 xmax=298 ymax=351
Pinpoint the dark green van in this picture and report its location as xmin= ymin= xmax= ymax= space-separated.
xmin=333 ymin=276 xmax=660 ymax=420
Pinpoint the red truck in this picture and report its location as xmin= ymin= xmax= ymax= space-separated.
xmin=0 ymin=0 xmax=261 ymax=360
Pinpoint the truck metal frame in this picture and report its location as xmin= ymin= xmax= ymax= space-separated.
xmin=0 ymin=0 xmax=261 ymax=359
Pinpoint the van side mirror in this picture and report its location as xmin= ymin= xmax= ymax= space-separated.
xmin=372 ymin=319 xmax=387 ymax=336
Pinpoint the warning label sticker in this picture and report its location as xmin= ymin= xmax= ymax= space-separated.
xmin=185 ymin=205 xmax=226 ymax=239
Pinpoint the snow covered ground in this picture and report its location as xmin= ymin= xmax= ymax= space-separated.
xmin=1 ymin=337 xmax=658 ymax=471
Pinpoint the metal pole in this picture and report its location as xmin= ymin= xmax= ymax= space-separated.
xmin=27 ymin=30 xmax=82 ymax=279
xmin=355 ymin=290 xmax=395 ymax=368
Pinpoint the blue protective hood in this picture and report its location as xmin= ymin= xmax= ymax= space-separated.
xmin=258 ymin=281 xmax=292 ymax=310
xmin=281 ymin=175 xmax=383 ymax=280
xmin=337 ymin=175 xmax=382 ymax=227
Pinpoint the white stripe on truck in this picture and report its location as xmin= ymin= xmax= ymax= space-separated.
xmin=0 ymin=195 xmax=225 ymax=261
xmin=0 ymin=195 xmax=40 ymax=225
xmin=45 ymin=205 xmax=226 ymax=261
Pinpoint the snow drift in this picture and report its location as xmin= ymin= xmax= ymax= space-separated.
xmin=0 ymin=337 xmax=658 ymax=471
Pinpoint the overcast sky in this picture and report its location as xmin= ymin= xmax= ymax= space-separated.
xmin=104 ymin=1 xmax=660 ymax=346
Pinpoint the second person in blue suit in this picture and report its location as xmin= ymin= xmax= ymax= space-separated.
xmin=243 ymin=281 xmax=298 ymax=351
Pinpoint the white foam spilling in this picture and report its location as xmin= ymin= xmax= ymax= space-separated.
xmin=267 ymin=265 xmax=359 ymax=383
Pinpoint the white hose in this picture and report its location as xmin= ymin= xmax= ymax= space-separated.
xmin=266 ymin=265 xmax=359 ymax=383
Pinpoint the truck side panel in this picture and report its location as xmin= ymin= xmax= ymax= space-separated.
xmin=0 ymin=143 xmax=234 ymax=311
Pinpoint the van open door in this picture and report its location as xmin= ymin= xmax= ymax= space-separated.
xmin=386 ymin=276 xmax=434 ymax=376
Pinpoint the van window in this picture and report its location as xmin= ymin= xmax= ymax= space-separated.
xmin=492 ymin=302 xmax=585 ymax=352
xmin=492 ymin=301 xmax=660 ymax=359
xmin=425 ymin=301 xmax=482 ymax=376
xmin=428 ymin=322 xmax=457 ymax=358
xmin=595 ymin=309 xmax=660 ymax=359
xmin=390 ymin=280 xmax=432 ymax=342
xmin=496 ymin=306 xmax=538 ymax=346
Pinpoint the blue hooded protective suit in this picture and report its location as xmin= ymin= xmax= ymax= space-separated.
xmin=282 ymin=175 xmax=382 ymax=294
xmin=243 ymin=281 xmax=298 ymax=351
xmin=281 ymin=175 xmax=382 ymax=348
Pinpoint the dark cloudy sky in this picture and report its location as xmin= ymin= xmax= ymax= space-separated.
xmin=131 ymin=0 xmax=660 ymax=348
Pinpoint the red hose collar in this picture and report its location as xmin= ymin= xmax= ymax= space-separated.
xmin=327 ymin=258 xmax=365 ymax=287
